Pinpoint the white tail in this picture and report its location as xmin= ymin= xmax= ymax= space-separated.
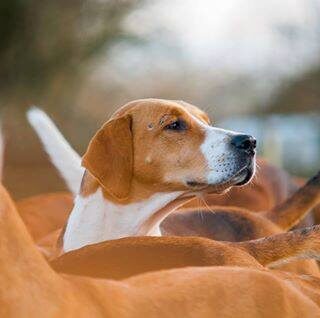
xmin=27 ymin=107 xmax=83 ymax=196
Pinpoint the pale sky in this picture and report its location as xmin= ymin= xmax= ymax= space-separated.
xmin=90 ymin=0 xmax=320 ymax=115
xmin=125 ymin=0 xmax=320 ymax=77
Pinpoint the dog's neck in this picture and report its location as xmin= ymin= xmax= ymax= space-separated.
xmin=62 ymin=174 xmax=190 ymax=252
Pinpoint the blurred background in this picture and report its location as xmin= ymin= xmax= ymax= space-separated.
xmin=1 ymin=0 xmax=319 ymax=199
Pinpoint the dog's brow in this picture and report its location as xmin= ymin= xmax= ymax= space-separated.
xmin=159 ymin=114 xmax=173 ymax=125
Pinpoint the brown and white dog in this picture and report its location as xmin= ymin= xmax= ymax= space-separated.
xmin=28 ymin=99 xmax=256 ymax=253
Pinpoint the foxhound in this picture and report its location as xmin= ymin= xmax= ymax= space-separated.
xmin=28 ymin=99 xmax=256 ymax=253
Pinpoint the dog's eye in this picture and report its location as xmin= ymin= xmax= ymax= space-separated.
xmin=164 ymin=119 xmax=187 ymax=131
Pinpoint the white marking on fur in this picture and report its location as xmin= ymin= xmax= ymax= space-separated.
xmin=27 ymin=107 xmax=83 ymax=195
xmin=63 ymin=189 xmax=182 ymax=252
xmin=189 ymin=113 xmax=243 ymax=185
xmin=201 ymin=127 xmax=238 ymax=184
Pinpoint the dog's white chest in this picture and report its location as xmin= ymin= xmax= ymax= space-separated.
xmin=63 ymin=189 xmax=182 ymax=252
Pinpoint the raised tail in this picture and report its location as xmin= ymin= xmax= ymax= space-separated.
xmin=263 ymin=170 xmax=320 ymax=230
xmin=237 ymin=224 xmax=320 ymax=267
xmin=27 ymin=107 xmax=84 ymax=196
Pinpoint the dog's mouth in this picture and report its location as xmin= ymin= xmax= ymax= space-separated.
xmin=186 ymin=180 xmax=208 ymax=189
xmin=231 ymin=163 xmax=255 ymax=187
xmin=185 ymin=159 xmax=255 ymax=194
xmin=235 ymin=168 xmax=253 ymax=185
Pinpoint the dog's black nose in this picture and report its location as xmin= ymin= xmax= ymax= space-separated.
xmin=231 ymin=134 xmax=256 ymax=151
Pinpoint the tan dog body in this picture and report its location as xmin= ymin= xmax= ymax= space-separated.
xmin=16 ymin=192 xmax=73 ymax=241
xmin=2 ymin=183 xmax=320 ymax=317
xmin=51 ymin=225 xmax=320 ymax=280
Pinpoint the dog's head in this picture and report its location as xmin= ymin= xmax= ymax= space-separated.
xmin=82 ymin=99 xmax=256 ymax=201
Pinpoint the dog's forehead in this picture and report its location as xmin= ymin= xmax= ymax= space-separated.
xmin=112 ymin=99 xmax=210 ymax=124
xmin=174 ymin=100 xmax=211 ymax=124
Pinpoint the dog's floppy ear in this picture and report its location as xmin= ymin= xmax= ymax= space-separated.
xmin=82 ymin=115 xmax=133 ymax=200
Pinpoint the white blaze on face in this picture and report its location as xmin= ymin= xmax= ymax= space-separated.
xmin=185 ymin=112 xmax=248 ymax=186
xmin=200 ymin=126 xmax=244 ymax=184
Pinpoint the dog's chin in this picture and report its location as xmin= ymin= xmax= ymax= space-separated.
xmin=185 ymin=159 xmax=256 ymax=194
xmin=185 ymin=180 xmax=234 ymax=195
xmin=232 ymin=166 xmax=255 ymax=186
xmin=203 ymin=163 xmax=255 ymax=194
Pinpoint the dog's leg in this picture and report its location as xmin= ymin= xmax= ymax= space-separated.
xmin=237 ymin=224 xmax=320 ymax=267
xmin=263 ymin=171 xmax=320 ymax=230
